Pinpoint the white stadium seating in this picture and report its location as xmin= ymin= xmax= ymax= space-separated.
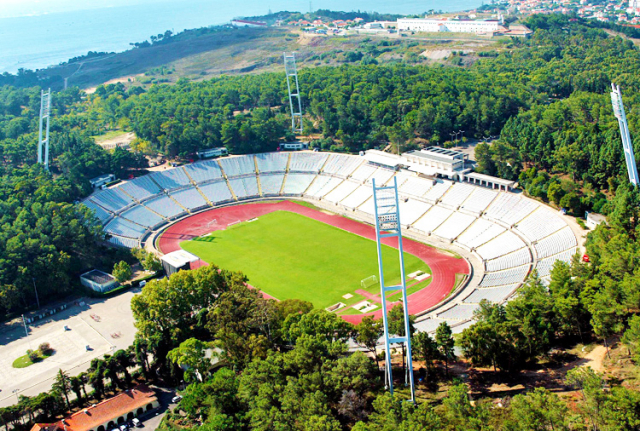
xmin=439 ymin=183 xmax=475 ymax=209
xmin=515 ymin=207 xmax=567 ymax=242
xmin=219 ymin=155 xmax=256 ymax=177
xmin=476 ymin=230 xmax=527 ymax=260
xmin=91 ymin=188 xmax=134 ymax=213
xmin=456 ymin=218 xmax=506 ymax=249
xmin=283 ymin=173 xmax=317 ymax=195
xmin=104 ymin=217 xmax=147 ymax=239
xmin=433 ymin=212 xmax=477 ymax=241
xmin=170 ymin=188 xmax=208 ymax=211
xmin=459 ymin=187 xmax=498 ymax=215
xmin=399 ymin=176 xmax=434 ymax=198
xmin=256 ymin=153 xmax=288 ymax=173
xmin=324 ymin=180 xmax=360 ymax=204
xmin=119 ymin=176 xmax=161 ymax=201
xmin=183 ymin=160 xmax=224 ymax=184
xmin=143 ymin=195 xmax=186 ymax=219
xmin=485 ymin=247 xmax=532 ymax=272
xmin=289 ymin=152 xmax=329 ymax=172
xmin=350 ymin=164 xmax=378 ymax=182
xmin=85 ymin=150 xmax=580 ymax=333
xmin=198 ymin=181 xmax=233 ymax=203
xmin=120 ymin=204 xmax=164 ymax=229
xmin=534 ymin=226 xmax=578 ymax=259
xmin=341 ymin=185 xmax=372 ymax=209
xmin=463 ymin=284 xmax=519 ymax=304
xmin=423 ymin=181 xmax=452 ymax=203
xmin=82 ymin=200 xmax=113 ymax=223
xmin=412 ymin=206 xmax=454 ymax=234
xmin=149 ymin=168 xmax=191 ymax=191
xmin=322 ymin=154 xmax=364 ymax=178
xmin=260 ymin=174 xmax=285 ymax=196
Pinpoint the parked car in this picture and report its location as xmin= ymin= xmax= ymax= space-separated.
xmin=171 ymin=395 xmax=182 ymax=403
xmin=131 ymin=419 xmax=141 ymax=428
xmin=119 ymin=424 xmax=128 ymax=431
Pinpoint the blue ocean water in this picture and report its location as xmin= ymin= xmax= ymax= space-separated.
xmin=0 ymin=0 xmax=485 ymax=74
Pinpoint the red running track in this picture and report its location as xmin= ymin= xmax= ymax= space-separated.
xmin=158 ymin=201 xmax=470 ymax=324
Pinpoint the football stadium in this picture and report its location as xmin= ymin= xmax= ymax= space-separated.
xmin=82 ymin=150 xmax=581 ymax=331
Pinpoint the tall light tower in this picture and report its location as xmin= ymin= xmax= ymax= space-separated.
xmin=611 ymin=83 xmax=639 ymax=187
xmin=372 ymin=177 xmax=416 ymax=403
xmin=283 ymin=52 xmax=303 ymax=135
xmin=37 ymin=89 xmax=52 ymax=170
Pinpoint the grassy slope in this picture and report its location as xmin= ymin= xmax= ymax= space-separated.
xmin=181 ymin=210 xmax=429 ymax=309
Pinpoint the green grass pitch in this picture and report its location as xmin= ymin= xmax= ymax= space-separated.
xmin=181 ymin=211 xmax=431 ymax=309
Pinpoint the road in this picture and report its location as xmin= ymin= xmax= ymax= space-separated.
xmin=140 ymin=386 xmax=178 ymax=431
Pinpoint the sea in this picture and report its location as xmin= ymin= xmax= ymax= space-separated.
xmin=0 ymin=0 xmax=485 ymax=74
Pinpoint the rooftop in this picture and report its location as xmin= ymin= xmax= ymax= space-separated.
xmin=405 ymin=147 xmax=467 ymax=164
xmin=80 ymin=270 xmax=117 ymax=286
xmin=161 ymin=249 xmax=199 ymax=267
xmin=31 ymin=385 xmax=157 ymax=431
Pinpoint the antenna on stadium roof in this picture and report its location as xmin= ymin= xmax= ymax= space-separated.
xmin=372 ymin=177 xmax=416 ymax=403
xmin=37 ymin=88 xmax=52 ymax=170
xmin=283 ymin=52 xmax=304 ymax=135
xmin=611 ymin=83 xmax=639 ymax=187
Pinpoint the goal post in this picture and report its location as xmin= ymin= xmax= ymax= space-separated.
xmin=361 ymin=275 xmax=378 ymax=289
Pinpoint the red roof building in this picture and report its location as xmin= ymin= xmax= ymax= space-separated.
xmin=31 ymin=386 xmax=159 ymax=431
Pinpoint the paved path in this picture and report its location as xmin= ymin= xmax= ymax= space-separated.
xmin=158 ymin=201 xmax=470 ymax=324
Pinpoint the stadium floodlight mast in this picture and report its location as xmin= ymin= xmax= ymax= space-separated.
xmin=611 ymin=83 xmax=640 ymax=187
xmin=371 ymin=176 xmax=416 ymax=403
xmin=37 ymin=88 xmax=52 ymax=170
xmin=283 ymin=52 xmax=304 ymax=134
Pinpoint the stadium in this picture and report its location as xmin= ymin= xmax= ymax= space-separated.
xmin=82 ymin=150 xmax=581 ymax=333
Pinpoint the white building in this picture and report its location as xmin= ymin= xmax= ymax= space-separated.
xmin=398 ymin=17 xmax=501 ymax=34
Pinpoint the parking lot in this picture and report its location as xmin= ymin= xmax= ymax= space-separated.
xmin=0 ymin=288 xmax=140 ymax=407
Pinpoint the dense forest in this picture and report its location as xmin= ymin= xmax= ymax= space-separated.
xmin=3 ymin=13 xmax=640 ymax=430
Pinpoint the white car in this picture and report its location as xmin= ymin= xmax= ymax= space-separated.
xmin=171 ymin=395 xmax=182 ymax=403
xmin=131 ymin=419 xmax=141 ymax=428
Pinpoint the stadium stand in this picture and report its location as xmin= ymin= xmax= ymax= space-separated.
xmin=483 ymin=193 xmax=522 ymax=224
xmin=414 ymin=318 xmax=450 ymax=333
xmin=143 ymin=195 xmax=186 ymax=219
xmin=219 ymin=155 xmax=256 ymax=177
xmin=283 ymin=173 xmax=317 ymax=195
xmin=500 ymin=198 xmax=539 ymax=226
xmin=198 ymin=181 xmax=233 ymax=203
xmin=463 ymin=284 xmax=519 ymax=304
xmin=170 ymin=188 xmax=209 ymax=211
xmin=289 ymin=152 xmax=329 ymax=172
xmin=423 ymin=181 xmax=452 ymax=203
xmin=256 ymin=152 xmax=289 ymax=173
xmin=398 ymin=199 xmax=432 ymax=226
xmin=413 ymin=206 xmax=454 ymax=234
xmin=324 ymin=181 xmax=360 ymax=204
xmin=108 ymin=235 xmax=140 ymax=248
xmin=433 ymin=212 xmax=477 ymax=241
xmin=437 ymin=304 xmax=480 ymax=321
xmin=485 ymin=248 xmax=532 ymax=272
xmin=456 ymin=218 xmax=506 ymax=250
xmin=120 ymin=205 xmax=165 ymax=229
xmin=367 ymin=167 xmax=396 ymax=186
xmin=480 ymin=265 xmax=530 ymax=287
xmin=104 ymin=217 xmax=147 ymax=239
xmin=340 ymin=185 xmax=372 ymax=209
xmin=183 ymin=160 xmax=224 ymax=184
xmin=398 ymin=176 xmax=434 ymax=198
xmin=260 ymin=174 xmax=285 ymax=196
xmin=534 ymin=226 xmax=578 ymax=259
xmin=322 ymin=154 xmax=364 ymax=178
xmin=90 ymin=188 xmax=134 ymax=213
xmin=515 ymin=207 xmax=568 ymax=242
xmin=350 ymin=164 xmax=378 ymax=183
xmin=459 ymin=187 xmax=498 ymax=215
xmin=536 ymin=248 xmax=577 ymax=277
xmin=306 ymin=176 xmax=343 ymax=198
xmin=119 ymin=176 xmax=162 ymax=202
xmin=476 ymin=230 xmax=527 ymax=260
xmin=228 ymin=178 xmax=250 ymax=199
xmin=439 ymin=183 xmax=476 ymax=209
xmin=82 ymin=200 xmax=113 ymax=223
xmin=149 ymin=168 xmax=191 ymax=191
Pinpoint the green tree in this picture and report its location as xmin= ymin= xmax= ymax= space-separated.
xmin=504 ymin=387 xmax=573 ymax=431
xmin=622 ymin=315 xmax=640 ymax=363
xmin=355 ymin=316 xmax=383 ymax=370
xmin=412 ymin=331 xmax=439 ymax=383
xmin=52 ymin=369 xmax=71 ymax=410
xmin=112 ymin=261 xmax=132 ymax=283
xmin=435 ymin=322 xmax=455 ymax=377
xmin=168 ymin=338 xmax=214 ymax=383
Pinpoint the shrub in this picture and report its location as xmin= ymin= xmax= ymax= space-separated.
xmin=28 ymin=350 xmax=39 ymax=362
xmin=39 ymin=342 xmax=53 ymax=355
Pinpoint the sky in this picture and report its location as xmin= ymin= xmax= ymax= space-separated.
xmin=0 ymin=0 xmax=167 ymax=18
